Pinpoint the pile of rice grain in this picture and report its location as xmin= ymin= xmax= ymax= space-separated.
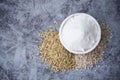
xmin=38 ymin=23 xmax=111 ymax=71
xmin=39 ymin=29 xmax=76 ymax=71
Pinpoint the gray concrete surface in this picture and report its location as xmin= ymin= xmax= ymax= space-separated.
xmin=0 ymin=0 xmax=120 ymax=80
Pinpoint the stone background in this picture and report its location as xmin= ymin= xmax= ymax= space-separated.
xmin=0 ymin=0 xmax=120 ymax=80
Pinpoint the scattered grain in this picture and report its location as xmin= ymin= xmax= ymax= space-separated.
xmin=37 ymin=23 xmax=111 ymax=71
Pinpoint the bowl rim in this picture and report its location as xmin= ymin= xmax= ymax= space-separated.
xmin=59 ymin=13 xmax=101 ymax=54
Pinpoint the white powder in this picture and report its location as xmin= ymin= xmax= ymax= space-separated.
xmin=60 ymin=13 xmax=101 ymax=54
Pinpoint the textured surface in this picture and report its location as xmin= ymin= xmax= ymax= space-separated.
xmin=0 ymin=0 xmax=120 ymax=80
